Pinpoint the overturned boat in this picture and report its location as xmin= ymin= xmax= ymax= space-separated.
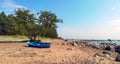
xmin=27 ymin=41 xmax=51 ymax=48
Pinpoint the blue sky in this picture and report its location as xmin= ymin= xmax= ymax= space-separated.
xmin=0 ymin=0 xmax=120 ymax=40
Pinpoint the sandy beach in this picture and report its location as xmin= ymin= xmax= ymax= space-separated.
xmin=0 ymin=39 xmax=119 ymax=64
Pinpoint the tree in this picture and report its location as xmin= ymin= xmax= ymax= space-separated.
xmin=38 ymin=11 xmax=63 ymax=38
xmin=0 ymin=9 xmax=63 ymax=39
xmin=6 ymin=14 xmax=16 ymax=35
xmin=14 ymin=8 xmax=41 ymax=40
xmin=24 ymin=23 xmax=41 ymax=40
xmin=14 ymin=8 xmax=35 ymax=24
xmin=0 ymin=12 xmax=8 ymax=35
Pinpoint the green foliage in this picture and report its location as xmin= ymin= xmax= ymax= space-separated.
xmin=0 ymin=8 xmax=63 ymax=40
xmin=0 ymin=12 xmax=11 ymax=35
xmin=14 ymin=8 xmax=40 ymax=40
xmin=24 ymin=23 xmax=41 ymax=40
xmin=38 ymin=11 xmax=63 ymax=28
xmin=14 ymin=8 xmax=36 ymax=24
xmin=6 ymin=14 xmax=16 ymax=35
xmin=38 ymin=11 xmax=63 ymax=38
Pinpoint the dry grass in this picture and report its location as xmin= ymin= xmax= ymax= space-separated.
xmin=0 ymin=35 xmax=28 ymax=41
xmin=0 ymin=35 xmax=59 ymax=41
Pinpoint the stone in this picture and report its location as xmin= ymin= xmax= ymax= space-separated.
xmin=102 ymin=51 xmax=111 ymax=55
xmin=94 ymin=53 xmax=104 ymax=57
xmin=64 ymin=39 xmax=68 ymax=42
xmin=115 ymin=45 xmax=120 ymax=53
xmin=73 ymin=42 xmax=77 ymax=46
xmin=104 ymin=45 xmax=111 ymax=50
xmin=56 ymin=43 xmax=59 ymax=45
xmin=62 ymin=43 xmax=65 ymax=45
xmin=67 ymin=47 xmax=73 ymax=51
xmin=115 ymin=55 xmax=120 ymax=62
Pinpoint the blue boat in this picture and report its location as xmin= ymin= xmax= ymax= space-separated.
xmin=27 ymin=41 xmax=51 ymax=48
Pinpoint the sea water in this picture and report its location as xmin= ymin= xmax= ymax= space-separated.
xmin=88 ymin=40 xmax=120 ymax=45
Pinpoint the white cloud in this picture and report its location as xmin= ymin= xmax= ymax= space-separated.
xmin=112 ymin=7 xmax=116 ymax=11
xmin=0 ymin=0 xmax=26 ymax=11
xmin=112 ymin=17 xmax=115 ymax=19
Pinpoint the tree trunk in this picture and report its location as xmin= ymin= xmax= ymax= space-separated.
xmin=26 ymin=35 xmax=33 ymax=40
xmin=33 ymin=36 xmax=36 ymax=41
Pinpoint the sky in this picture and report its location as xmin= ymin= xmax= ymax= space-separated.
xmin=0 ymin=0 xmax=120 ymax=40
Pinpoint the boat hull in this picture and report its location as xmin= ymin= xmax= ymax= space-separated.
xmin=27 ymin=41 xmax=51 ymax=48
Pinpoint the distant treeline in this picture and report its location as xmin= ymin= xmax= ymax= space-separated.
xmin=0 ymin=8 xmax=63 ymax=40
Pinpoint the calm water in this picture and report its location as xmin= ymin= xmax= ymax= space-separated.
xmin=88 ymin=40 xmax=120 ymax=45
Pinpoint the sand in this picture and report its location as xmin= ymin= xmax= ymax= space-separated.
xmin=0 ymin=39 xmax=119 ymax=64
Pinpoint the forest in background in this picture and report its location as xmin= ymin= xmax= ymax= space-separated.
xmin=0 ymin=8 xmax=63 ymax=40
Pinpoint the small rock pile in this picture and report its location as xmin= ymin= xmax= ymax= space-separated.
xmin=93 ymin=51 xmax=115 ymax=64
xmin=115 ymin=45 xmax=120 ymax=62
